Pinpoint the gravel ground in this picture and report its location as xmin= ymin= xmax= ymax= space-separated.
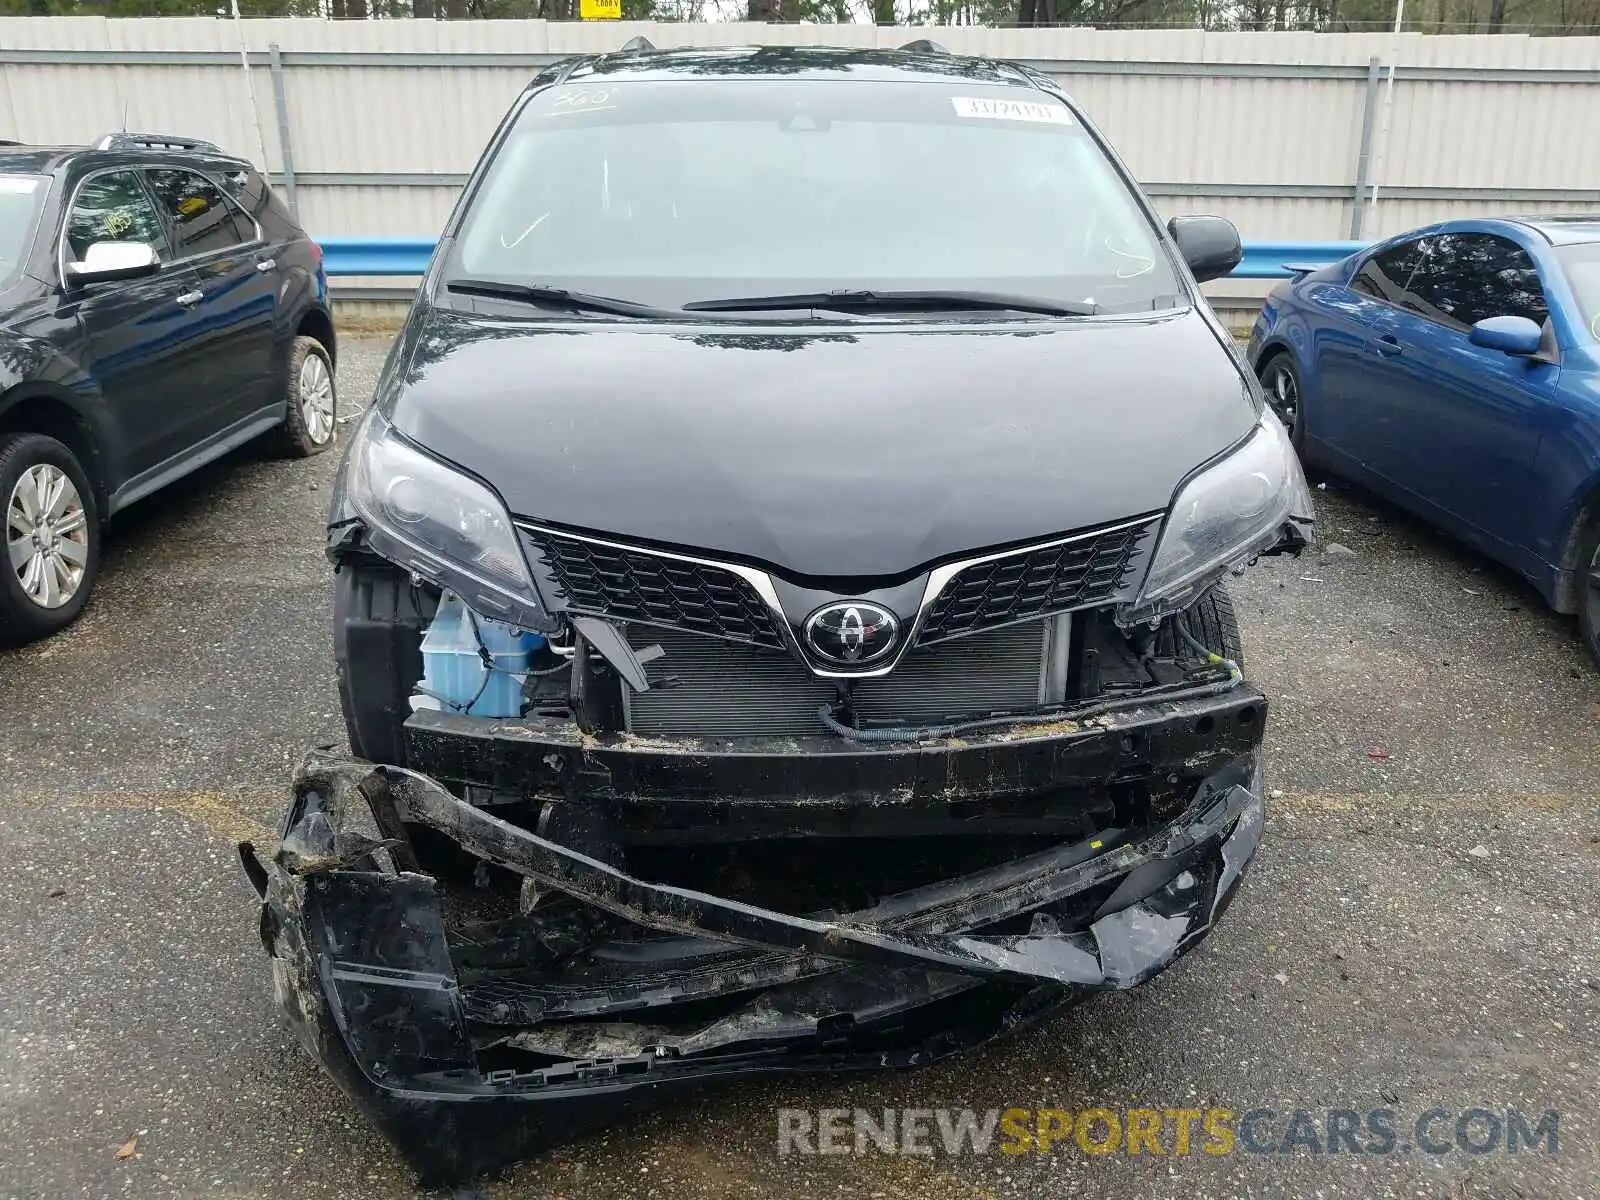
xmin=1 ymin=335 xmax=1596 ymax=1200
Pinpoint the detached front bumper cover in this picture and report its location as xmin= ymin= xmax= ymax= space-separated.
xmin=241 ymin=700 xmax=1266 ymax=1187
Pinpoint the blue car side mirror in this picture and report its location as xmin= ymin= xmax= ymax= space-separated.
xmin=1468 ymin=315 xmax=1543 ymax=357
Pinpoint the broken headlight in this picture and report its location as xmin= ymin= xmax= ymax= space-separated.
xmin=1125 ymin=410 xmax=1313 ymax=624
xmin=346 ymin=410 xmax=552 ymax=631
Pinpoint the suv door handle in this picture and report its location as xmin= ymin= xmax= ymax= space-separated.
xmin=174 ymin=289 xmax=204 ymax=308
xmin=1374 ymin=333 xmax=1403 ymax=357
xmin=255 ymin=258 xmax=276 ymax=273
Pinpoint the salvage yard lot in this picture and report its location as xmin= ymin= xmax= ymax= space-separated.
xmin=1 ymin=335 xmax=1597 ymax=1200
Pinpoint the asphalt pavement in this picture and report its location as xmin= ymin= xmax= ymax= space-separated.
xmin=1 ymin=335 xmax=1596 ymax=1200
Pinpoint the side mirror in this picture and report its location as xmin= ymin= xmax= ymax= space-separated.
xmin=1468 ymin=315 xmax=1543 ymax=357
xmin=65 ymin=241 xmax=160 ymax=287
xmin=1167 ymin=215 xmax=1243 ymax=284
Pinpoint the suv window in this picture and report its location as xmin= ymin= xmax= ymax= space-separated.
xmin=448 ymin=78 xmax=1180 ymax=316
xmin=65 ymin=170 xmax=169 ymax=263
xmin=145 ymin=168 xmax=253 ymax=259
xmin=1406 ymin=233 xmax=1548 ymax=331
xmin=217 ymin=165 xmax=271 ymax=225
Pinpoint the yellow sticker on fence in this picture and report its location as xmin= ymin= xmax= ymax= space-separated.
xmin=580 ymin=0 xmax=621 ymax=18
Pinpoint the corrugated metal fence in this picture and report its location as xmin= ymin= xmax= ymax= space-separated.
xmin=4 ymin=17 xmax=1599 ymax=314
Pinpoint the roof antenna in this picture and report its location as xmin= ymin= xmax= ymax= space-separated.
xmin=898 ymin=38 xmax=950 ymax=53
xmin=618 ymin=35 xmax=656 ymax=52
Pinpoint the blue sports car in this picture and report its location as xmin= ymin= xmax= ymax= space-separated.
xmin=1246 ymin=216 xmax=1600 ymax=662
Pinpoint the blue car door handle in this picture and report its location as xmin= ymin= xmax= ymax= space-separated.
xmin=1374 ymin=332 xmax=1403 ymax=357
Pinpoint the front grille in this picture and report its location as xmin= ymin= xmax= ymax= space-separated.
xmin=524 ymin=528 xmax=783 ymax=649
xmin=623 ymin=622 xmax=1048 ymax=739
xmin=915 ymin=519 xmax=1157 ymax=646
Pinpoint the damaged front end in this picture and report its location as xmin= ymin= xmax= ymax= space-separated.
xmin=244 ymin=685 xmax=1266 ymax=1185
xmin=246 ymin=393 xmax=1308 ymax=1183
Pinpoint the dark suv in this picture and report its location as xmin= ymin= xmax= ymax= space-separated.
xmin=245 ymin=44 xmax=1312 ymax=1185
xmin=0 ymin=133 xmax=337 ymax=640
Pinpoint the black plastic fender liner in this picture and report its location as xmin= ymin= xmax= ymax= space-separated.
xmin=258 ymin=867 xmax=708 ymax=1187
xmin=308 ymin=871 xmax=473 ymax=1077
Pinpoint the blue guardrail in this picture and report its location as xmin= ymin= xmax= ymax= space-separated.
xmin=318 ymin=237 xmax=1367 ymax=282
xmin=1232 ymin=240 xmax=1365 ymax=279
xmin=319 ymin=237 xmax=439 ymax=277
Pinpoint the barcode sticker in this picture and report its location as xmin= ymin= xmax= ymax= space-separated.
xmin=951 ymin=96 xmax=1074 ymax=125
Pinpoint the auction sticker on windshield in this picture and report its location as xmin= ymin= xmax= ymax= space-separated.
xmin=951 ymin=96 xmax=1074 ymax=125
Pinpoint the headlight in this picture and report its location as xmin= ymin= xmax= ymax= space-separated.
xmin=1129 ymin=411 xmax=1313 ymax=621
xmin=345 ymin=410 xmax=553 ymax=630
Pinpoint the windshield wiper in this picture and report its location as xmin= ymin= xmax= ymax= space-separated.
xmin=446 ymin=278 xmax=681 ymax=320
xmin=681 ymin=289 xmax=1098 ymax=318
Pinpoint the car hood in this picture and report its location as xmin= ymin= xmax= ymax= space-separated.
xmin=387 ymin=307 xmax=1257 ymax=579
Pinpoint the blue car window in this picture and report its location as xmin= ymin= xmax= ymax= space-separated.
xmin=1556 ymin=242 xmax=1600 ymax=342
xmin=1351 ymin=239 xmax=1425 ymax=306
xmin=1405 ymin=233 xmax=1547 ymax=332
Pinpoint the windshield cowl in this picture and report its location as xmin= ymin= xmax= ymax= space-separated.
xmin=435 ymin=282 xmax=1183 ymax=327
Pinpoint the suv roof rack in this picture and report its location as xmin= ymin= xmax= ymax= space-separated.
xmin=618 ymin=36 xmax=656 ymax=52
xmin=94 ymin=131 xmax=221 ymax=154
xmin=897 ymin=38 xmax=951 ymax=54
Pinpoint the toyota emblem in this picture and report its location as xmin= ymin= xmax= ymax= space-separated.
xmin=803 ymin=601 xmax=900 ymax=666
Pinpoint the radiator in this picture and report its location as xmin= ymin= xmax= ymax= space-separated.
xmin=622 ymin=621 xmax=1052 ymax=739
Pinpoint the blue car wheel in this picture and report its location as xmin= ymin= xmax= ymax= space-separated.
xmin=1579 ymin=524 xmax=1600 ymax=669
xmin=1258 ymin=352 xmax=1304 ymax=449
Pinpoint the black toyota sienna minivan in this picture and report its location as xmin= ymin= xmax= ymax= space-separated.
xmin=247 ymin=43 xmax=1314 ymax=1186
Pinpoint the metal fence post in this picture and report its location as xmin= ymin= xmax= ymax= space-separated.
xmin=1348 ymin=56 xmax=1383 ymax=240
xmin=267 ymin=42 xmax=298 ymax=218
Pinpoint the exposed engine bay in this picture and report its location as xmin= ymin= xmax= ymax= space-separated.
xmin=244 ymin=546 xmax=1275 ymax=1185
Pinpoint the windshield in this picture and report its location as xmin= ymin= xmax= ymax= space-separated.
xmin=1557 ymin=242 xmax=1600 ymax=342
xmin=0 ymin=174 xmax=46 ymax=289
xmin=448 ymin=78 xmax=1180 ymax=317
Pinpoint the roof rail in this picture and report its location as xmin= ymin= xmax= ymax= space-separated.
xmin=94 ymin=132 xmax=221 ymax=154
xmin=897 ymin=38 xmax=950 ymax=53
xmin=618 ymin=35 xmax=656 ymax=52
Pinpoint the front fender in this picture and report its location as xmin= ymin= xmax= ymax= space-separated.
xmin=0 ymin=333 xmax=120 ymax=490
xmin=1248 ymin=288 xmax=1308 ymax=372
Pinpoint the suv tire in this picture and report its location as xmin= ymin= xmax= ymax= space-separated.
xmin=0 ymin=432 xmax=101 ymax=643
xmin=276 ymin=336 xmax=338 ymax=457
xmin=1155 ymin=584 xmax=1245 ymax=666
